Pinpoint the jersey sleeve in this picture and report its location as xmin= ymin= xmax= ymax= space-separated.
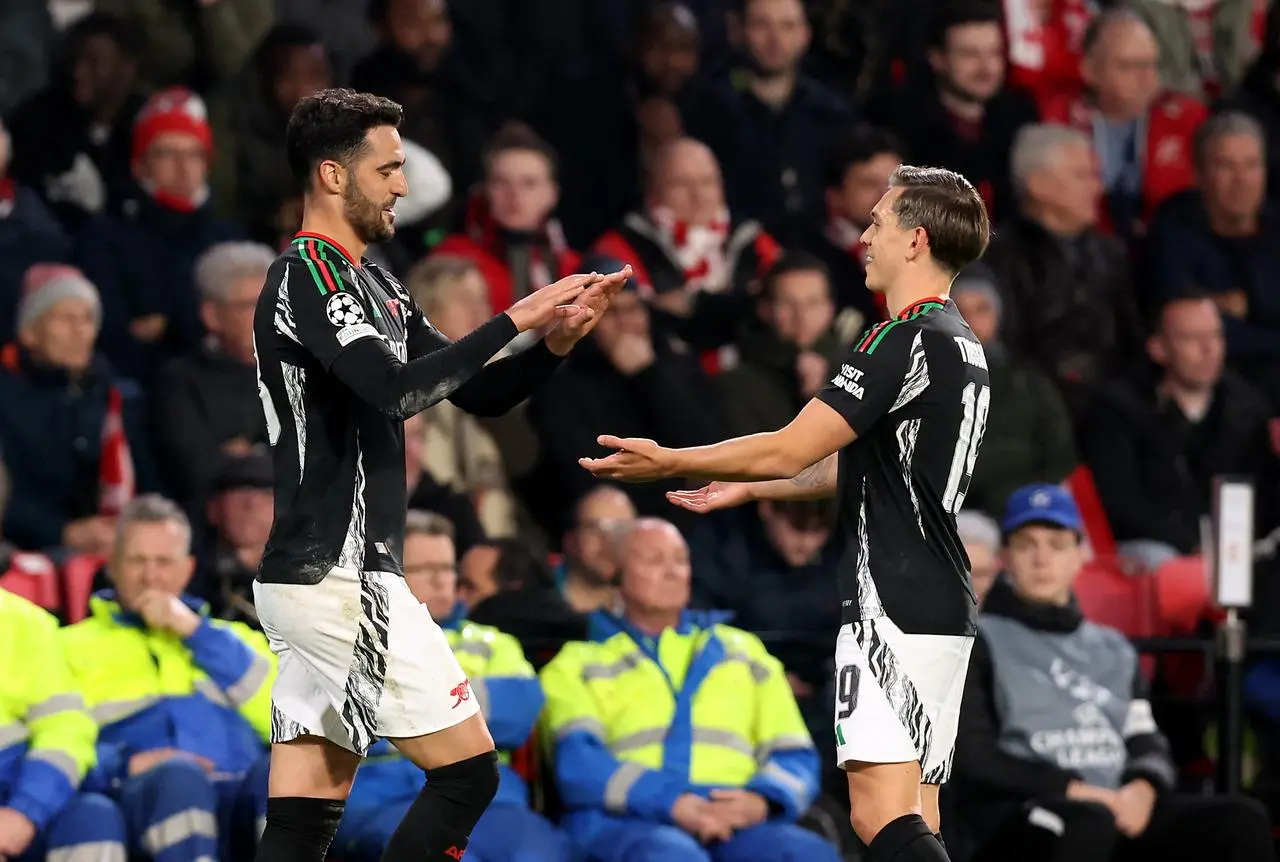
xmin=816 ymin=321 xmax=917 ymax=436
xmin=282 ymin=259 xmax=383 ymax=370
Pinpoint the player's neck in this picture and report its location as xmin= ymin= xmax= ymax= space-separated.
xmin=883 ymin=274 xmax=954 ymax=318
xmin=299 ymin=206 xmax=368 ymax=263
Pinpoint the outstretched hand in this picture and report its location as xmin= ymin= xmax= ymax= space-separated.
xmin=546 ymin=265 xmax=633 ymax=355
xmin=579 ymin=435 xmax=674 ymax=482
xmin=666 ymin=482 xmax=753 ymax=513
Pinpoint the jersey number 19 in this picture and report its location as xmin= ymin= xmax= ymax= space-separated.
xmin=942 ymin=381 xmax=990 ymax=515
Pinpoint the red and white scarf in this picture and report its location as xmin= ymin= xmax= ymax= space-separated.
xmin=649 ymin=206 xmax=732 ymax=292
xmin=99 ymin=385 xmax=135 ymax=516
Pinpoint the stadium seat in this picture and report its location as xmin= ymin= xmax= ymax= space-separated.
xmin=1153 ymin=556 xmax=1212 ymax=635
xmin=61 ymin=554 xmax=106 ymax=623
xmin=0 ymin=552 xmax=61 ymax=612
xmin=1074 ymin=556 xmax=1157 ymax=677
xmin=1068 ymin=465 xmax=1119 ymax=559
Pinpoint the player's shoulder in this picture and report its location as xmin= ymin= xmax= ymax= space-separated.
xmin=277 ymin=235 xmax=363 ymax=295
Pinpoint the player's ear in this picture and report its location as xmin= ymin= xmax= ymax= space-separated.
xmin=906 ymin=226 xmax=929 ymax=261
xmin=317 ymin=159 xmax=346 ymax=196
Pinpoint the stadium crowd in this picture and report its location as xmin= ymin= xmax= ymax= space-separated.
xmin=4 ymin=0 xmax=1280 ymax=859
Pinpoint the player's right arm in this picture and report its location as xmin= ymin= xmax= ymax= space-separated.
xmin=283 ymin=261 xmax=587 ymax=415
xmin=667 ymin=453 xmax=838 ymax=514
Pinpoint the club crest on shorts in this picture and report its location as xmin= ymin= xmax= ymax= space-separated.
xmin=450 ymin=679 xmax=472 ymax=708
xmin=326 ymin=292 xmax=365 ymax=327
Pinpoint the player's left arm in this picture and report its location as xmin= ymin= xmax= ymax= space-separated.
xmin=584 ymin=323 xmax=914 ymax=482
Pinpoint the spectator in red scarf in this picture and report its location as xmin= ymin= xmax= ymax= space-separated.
xmin=75 ymin=87 xmax=240 ymax=388
xmin=0 ymin=264 xmax=155 ymax=556
xmin=591 ymin=137 xmax=779 ymax=353
xmin=430 ymin=122 xmax=580 ymax=314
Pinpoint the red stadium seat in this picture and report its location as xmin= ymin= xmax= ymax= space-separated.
xmin=0 ymin=552 xmax=61 ymax=612
xmin=1074 ymin=556 xmax=1157 ymax=677
xmin=1067 ymin=465 xmax=1118 ymax=559
xmin=1152 ymin=556 xmax=1212 ymax=635
xmin=61 ymin=554 xmax=105 ymax=623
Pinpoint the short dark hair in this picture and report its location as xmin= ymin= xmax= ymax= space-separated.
xmin=1192 ymin=111 xmax=1265 ymax=172
xmin=286 ymin=88 xmax=403 ymax=188
xmin=255 ymin=23 xmax=326 ymax=84
xmin=764 ymin=498 xmax=837 ymax=530
xmin=1148 ymin=290 xmax=1216 ymax=336
xmin=67 ymin=11 xmax=140 ymax=57
xmin=481 ymin=121 xmax=559 ymax=182
xmin=405 ymin=509 xmax=455 ymax=542
xmin=760 ymin=250 xmax=831 ymax=302
xmin=888 ymin=165 xmax=991 ymax=276
xmin=823 ymin=125 xmax=905 ymax=189
xmin=929 ymin=2 xmax=1004 ymax=50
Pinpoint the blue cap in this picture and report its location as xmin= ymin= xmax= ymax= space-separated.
xmin=1000 ymin=483 xmax=1083 ymax=534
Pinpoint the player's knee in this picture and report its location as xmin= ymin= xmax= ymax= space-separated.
xmin=427 ymin=749 xmax=501 ymax=811
xmin=846 ymin=768 xmax=923 ymax=845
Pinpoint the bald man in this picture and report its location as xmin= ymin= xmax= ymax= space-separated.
xmin=1041 ymin=8 xmax=1207 ymax=235
xmin=591 ymin=136 xmax=780 ymax=351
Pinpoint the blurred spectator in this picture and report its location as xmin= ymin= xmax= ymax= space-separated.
xmin=76 ymin=87 xmax=240 ymax=387
xmin=540 ymin=517 xmax=837 ymax=862
xmin=0 ymin=264 xmax=156 ymax=556
xmin=714 ymin=252 xmax=845 ymax=438
xmin=950 ymin=263 xmax=1076 ymax=512
xmin=528 ymin=279 xmax=724 ymax=533
xmin=198 ymin=450 xmax=273 ymax=627
xmin=209 ymin=24 xmax=333 ymax=242
xmin=985 ymin=124 xmax=1144 ymax=420
xmin=1147 ymin=111 xmax=1280 ymax=407
xmin=553 ymin=485 xmax=636 ymax=614
xmin=1043 ymin=9 xmax=1208 ymax=239
xmin=592 ymin=139 xmax=780 ymax=352
xmin=1228 ymin=2 xmax=1280 ymax=196
xmin=96 ymin=0 xmax=271 ymax=92
xmin=462 ymin=537 xmax=589 ymax=667
xmin=0 ymin=588 xmax=126 ymax=862
xmin=803 ymin=0 xmax=937 ymax=102
xmin=331 ymin=511 xmax=570 ymax=862
xmin=0 ymin=119 xmax=73 ymax=343
xmin=432 ymin=123 xmax=580 ymax=313
xmin=0 ymin=0 xmax=55 ymax=117
xmin=353 ymin=0 xmax=490 ymax=247
xmin=403 ymin=255 xmax=533 ymax=540
xmin=6 ymin=12 xmax=144 ymax=230
xmin=956 ymin=509 xmax=1001 ymax=605
xmin=547 ymin=2 xmax=727 ymax=247
xmin=867 ymin=3 xmax=1038 ymax=222
xmin=152 ymin=241 xmax=271 ymax=510
xmin=274 ymin=0 xmax=376 ymax=84
xmin=685 ymin=497 xmax=840 ymax=738
xmin=953 ymin=484 xmax=1275 ymax=862
xmin=1079 ymin=295 xmax=1279 ymax=562
xmin=1128 ymin=0 xmax=1261 ymax=101
xmin=706 ymin=0 xmax=856 ymax=243
xmin=1002 ymin=0 xmax=1097 ymax=110
xmin=797 ymin=125 xmax=902 ymax=330
xmin=404 ymin=411 xmax=487 ymax=558
xmin=62 ymin=495 xmax=271 ymax=862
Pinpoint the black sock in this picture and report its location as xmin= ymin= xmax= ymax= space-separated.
xmin=868 ymin=813 xmax=951 ymax=862
xmin=254 ymin=796 xmax=345 ymax=862
xmin=381 ymin=750 xmax=500 ymax=862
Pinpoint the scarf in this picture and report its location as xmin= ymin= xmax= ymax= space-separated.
xmin=649 ymin=205 xmax=732 ymax=292
xmin=99 ymin=385 xmax=135 ymax=516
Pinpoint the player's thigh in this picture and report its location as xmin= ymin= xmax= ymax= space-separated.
xmin=918 ymin=783 xmax=940 ymax=834
xmin=376 ymin=573 xmax=494 ymax=767
xmin=266 ymin=735 xmax=362 ymax=800
xmin=845 ymin=761 xmax=924 ymax=842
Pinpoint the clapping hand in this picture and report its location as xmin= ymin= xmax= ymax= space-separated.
xmin=545 ymin=266 xmax=633 ymax=355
